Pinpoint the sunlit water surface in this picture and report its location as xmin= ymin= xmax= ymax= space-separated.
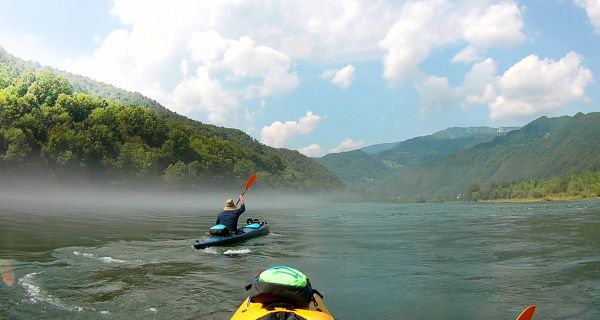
xmin=1 ymin=197 xmax=599 ymax=319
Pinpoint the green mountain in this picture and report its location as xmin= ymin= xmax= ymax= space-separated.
xmin=371 ymin=113 xmax=600 ymax=201
xmin=317 ymin=126 xmax=514 ymax=191
xmin=0 ymin=47 xmax=343 ymax=191
xmin=315 ymin=150 xmax=393 ymax=189
xmin=360 ymin=142 xmax=397 ymax=154
xmin=375 ymin=126 xmax=515 ymax=168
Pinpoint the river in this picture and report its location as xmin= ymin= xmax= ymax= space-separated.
xmin=1 ymin=193 xmax=599 ymax=319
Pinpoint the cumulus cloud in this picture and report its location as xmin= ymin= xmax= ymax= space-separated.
xmin=63 ymin=1 xmax=303 ymax=129
xmin=170 ymin=67 xmax=241 ymax=125
xmin=451 ymin=45 xmax=481 ymax=63
xmin=462 ymin=52 xmax=594 ymax=121
xmin=462 ymin=58 xmax=497 ymax=105
xmin=461 ymin=2 xmax=525 ymax=48
xmin=220 ymin=36 xmax=299 ymax=97
xmin=329 ymin=138 xmax=366 ymax=153
xmin=298 ymin=144 xmax=323 ymax=157
xmin=575 ymin=0 xmax=600 ymax=33
xmin=260 ymin=112 xmax=322 ymax=148
xmin=321 ymin=64 xmax=355 ymax=89
xmin=414 ymin=75 xmax=459 ymax=112
xmin=381 ymin=0 xmax=525 ymax=83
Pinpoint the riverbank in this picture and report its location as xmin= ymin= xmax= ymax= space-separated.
xmin=478 ymin=195 xmax=599 ymax=203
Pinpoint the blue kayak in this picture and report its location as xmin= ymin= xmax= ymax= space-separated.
xmin=193 ymin=221 xmax=269 ymax=249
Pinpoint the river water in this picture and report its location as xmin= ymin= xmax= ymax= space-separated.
xmin=1 ymin=194 xmax=599 ymax=319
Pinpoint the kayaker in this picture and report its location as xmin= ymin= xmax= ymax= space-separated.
xmin=216 ymin=195 xmax=246 ymax=234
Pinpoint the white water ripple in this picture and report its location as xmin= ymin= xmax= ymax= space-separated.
xmin=223 ymin=248 xmax=251 ymax=255
xmin=73 ymin=251 xmax=126 ymax=263
xmin=200 ymin=247 xmax=218 ymax=255
xmin=145 ymin=307 xmax=158 ymax=313
xmin=19 ymin=272 xmax=84 ymax=312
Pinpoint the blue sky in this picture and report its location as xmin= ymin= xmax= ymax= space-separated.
xmin=1 ymin=0 xmax=599 ymax=156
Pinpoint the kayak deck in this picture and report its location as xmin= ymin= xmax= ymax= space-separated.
xmin=231 ymin=293 xmax=334 ymax=320
xmin=193 ymin=223 xmax=269 ymax=249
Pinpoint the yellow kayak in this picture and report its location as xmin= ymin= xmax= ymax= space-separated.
xmin=231 ymin=292 xmax=334 ymax=320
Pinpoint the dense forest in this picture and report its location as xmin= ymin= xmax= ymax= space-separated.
xmin=0 ymin=48 xmax=343 ymax=191
xmin=464 ymin=171 xmax=600 ymax=201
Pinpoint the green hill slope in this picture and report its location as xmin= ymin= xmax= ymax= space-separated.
xmin=0 ymin=47 xmax=343 ymax=190
xmin=375 ymin=127 xmax=513 ymax=168
xmin=317 ymin=127 xmax=513 ymax=191
xmin=316 ymin=150 xmax=392 ymax=189
xmin=371 ymin=113 xmax=600 ymax=201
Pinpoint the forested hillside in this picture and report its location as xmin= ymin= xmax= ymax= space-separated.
xmin=316 ymin=150 xmax=393 ymax=189
xmin=371 ymin=113 xmax=600 ymax=201
xmin=318 ymin=126 xmax=513 ymax=191
xmin=0 ymin=48 xmax=343 ymax=191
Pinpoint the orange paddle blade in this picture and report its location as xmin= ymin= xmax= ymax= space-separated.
xmin=244 ymin=174 xmax=257 ymax=192
xmin=515 ymin=305 xmax=536 ymax=320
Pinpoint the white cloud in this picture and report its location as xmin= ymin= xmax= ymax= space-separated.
xmin=88 ymin=0 xmax=398 ymax=65
xmin=464 ymin=52 xmax=594 ymax=121
xmin=63 ymin=1 xmax=301 ymax=129
xmin=462 ymin=58 xmax=497 ymax=105
xmin=260 ymin=111 xmax=322 ymax=148
xmin=321 ymin=64 xmax=355 ymax=89
xmin=381 ymin=0 xmax=525 ymax=84
xmin=329 ymin=138 xmax=366 ymax=153
xmin=575 ymin=0 xmax=600 ymax=33
xmin=170 ymin=67 xmax=241 ymax=125
xmin=381 ymin=0 xmax=455 ymax=84
xmin=415 ymin=75 xmax=458 ymax=112
xmin=461 ymin=2 xmax=525 ymax=48
xmin=298 ymin=144 xmax=323 ymax=157
xmin=452 ymin=45 xmax=481 ymax=63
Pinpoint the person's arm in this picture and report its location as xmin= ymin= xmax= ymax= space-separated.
xmin=237 ymin=195 xmax=245 ymax=215
xmin=216 ymin=216 xmax=220 ymax=224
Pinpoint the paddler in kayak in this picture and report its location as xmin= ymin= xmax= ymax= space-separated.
xmin=216 ymin=195 xmax=245 ymax=234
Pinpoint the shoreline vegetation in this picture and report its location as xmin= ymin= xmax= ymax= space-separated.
xmin=463 ymin=170 xmax=600 ymax=203
xmin=479 ymin=195 xmax=599 ymax=203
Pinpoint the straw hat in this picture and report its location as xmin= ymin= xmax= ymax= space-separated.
xmin=224 ymin=198 xmax=237 ymax=211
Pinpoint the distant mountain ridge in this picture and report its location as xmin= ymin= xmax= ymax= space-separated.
xmin=361 ymin=142 xmax=398 ymax=154
xmin=317 ymin=126 xmax=516 ymax=190
xmin=370 ymin=113 xmax=600 ymax=201
xmin=319 ymin=115 xmax=600 ymax=201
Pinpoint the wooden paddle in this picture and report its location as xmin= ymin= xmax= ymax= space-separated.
xmin=515 ymin=305 xmax=536 ymax=320
xmin=236 ymin=174 xmax=257 ymax=205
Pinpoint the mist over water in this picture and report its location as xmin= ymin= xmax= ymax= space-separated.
xmin=1 ymin=185 xmax=599 ymax=319
xmin=0 ymin=180 xmax=336 ymax=211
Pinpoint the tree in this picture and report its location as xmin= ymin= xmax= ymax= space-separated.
xmin=55 ymin=93 xmax=100 ymax=122
xmin=1 ymin=127 xmax=32 ymax=162
xmin=79 ymin=124 xmax=119 ymax=166
xmin=26 ymin=71 xmax=73 ymax=107
xmin=234 ymin=158 xmax=256 ymax=179
xmin=117 ymin=141 xmax=158 ymax=177
xmin=43 ymin=126 xmax=79 ymax=166
xmin=167 ymin=129 xmax=190 ymax=161
xmin=116 ymin=106 xmax=166 ymax=147
xmin=162 ymin=161 xmax=187 ymax=186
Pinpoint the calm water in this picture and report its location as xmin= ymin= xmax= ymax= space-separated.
xmin=1 ymin=196 xmax=599 ymax=319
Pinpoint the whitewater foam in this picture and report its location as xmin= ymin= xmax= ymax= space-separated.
xmin=73 ymin=251 xmax=126 ymax=263
xmin=223 ymin=248 xmax=251 ymax=255
xmin=19 ymin=272 xmax=84 ymax=312
xmin=201 ymin=247 xmax=218 ymax=255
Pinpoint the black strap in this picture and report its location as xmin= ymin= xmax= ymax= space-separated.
xmin=312 ymin=289 xmax=324 ymax=299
